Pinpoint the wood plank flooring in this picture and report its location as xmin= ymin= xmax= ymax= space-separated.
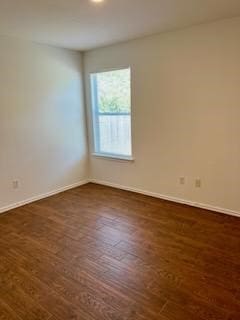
xmin=1 ymin=182 xmax=240 ymax=320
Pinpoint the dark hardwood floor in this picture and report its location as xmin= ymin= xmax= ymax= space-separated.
xmin=1 ymin=183 xmax=240 ymax=320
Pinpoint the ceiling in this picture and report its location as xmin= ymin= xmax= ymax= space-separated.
xmin=0 ymin=0 xmax=240 ymax=51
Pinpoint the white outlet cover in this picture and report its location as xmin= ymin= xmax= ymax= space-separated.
xmin=180 ymin=177 xmax=185 ymax=185
xmin=12 ymin=180 xmax=19 ymax=189
xmin=195 ymin=179 xmax=201 ymax=188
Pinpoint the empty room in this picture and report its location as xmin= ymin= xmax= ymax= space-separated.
xmin=1 ymin=0 xmax=240 ymax=319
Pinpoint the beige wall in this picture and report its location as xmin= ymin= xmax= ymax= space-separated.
xmin=84 ymin=17 xmax=240 ymax=214
xmin=0 ymin=36 xmax=88 ymax=211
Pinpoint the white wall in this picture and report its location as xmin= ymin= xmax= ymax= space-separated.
xmin=0 ymin=36 xmax=88 ymax=211
xmin=84 ymin=17 xmax=240 ymax=214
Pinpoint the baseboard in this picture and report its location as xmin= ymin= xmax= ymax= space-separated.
xmin=90 ymin=179 xmax=240 ymax=218
xmin=0 ymin=179 xmax=89 ymax=214
xmin=2 ymin=178 xmax=239 ymax=219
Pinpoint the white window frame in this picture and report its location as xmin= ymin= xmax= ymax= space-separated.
xmin=90 ymin=67 xmax=134 ymax=161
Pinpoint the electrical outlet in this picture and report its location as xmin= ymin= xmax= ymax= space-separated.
xmin=12 ymin=180 xmax=19 ymax=189
xmin=195 ymin=179 xmax=201 ymax=188
xmin=179 ymin=177 xmax=185 ymax=185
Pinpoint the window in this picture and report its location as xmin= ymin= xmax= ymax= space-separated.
xmin=90 ymin=68 xmax=132 ymax=160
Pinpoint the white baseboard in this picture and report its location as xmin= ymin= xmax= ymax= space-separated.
xmin=1 ymin=178 xmax=239 ymax=219
xmin=89 ymin=179 xmax=240 ymax=218
xmin=0 ymin=180 xmax=89 ymax=214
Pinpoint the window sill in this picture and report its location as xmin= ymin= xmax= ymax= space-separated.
xmin=92 ymin=153 xmax=135 ymax=162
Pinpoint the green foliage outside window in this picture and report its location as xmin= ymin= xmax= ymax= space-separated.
xmin=97 ymin=69 xmax=131 ymax=113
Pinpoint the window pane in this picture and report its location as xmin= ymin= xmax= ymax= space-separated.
xmin=99 ymin=114 xmax=131 ymax=155
xmin=97 ymin=69 xmax=131 ymax=113
xmin=91 ymin=68 xmax=132 ymax=157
